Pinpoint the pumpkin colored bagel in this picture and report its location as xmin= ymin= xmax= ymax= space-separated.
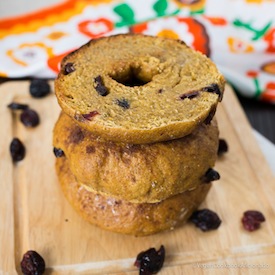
xmin=55 ymin=34 xmax=225 ymax=144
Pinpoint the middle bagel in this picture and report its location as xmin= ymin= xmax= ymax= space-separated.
xmin=53 ymin=112 xmax=219 ymax=203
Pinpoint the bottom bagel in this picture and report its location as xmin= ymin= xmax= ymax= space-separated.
xmin=56 ymin=157 xmax=212 ymax=236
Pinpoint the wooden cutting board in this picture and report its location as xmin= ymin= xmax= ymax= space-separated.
xmin=1 ymin=81 xmax=275 ymax=274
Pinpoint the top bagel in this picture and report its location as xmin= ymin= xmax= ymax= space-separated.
xmin=55 ymin=34 xmax=225 ymax=144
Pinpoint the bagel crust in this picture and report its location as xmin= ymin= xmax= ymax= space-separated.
xmin=55 ymin=34 xmax=225 ymax=144
xmin=53 ymin=112 xmax=219 ymax=203
xmin=55 ymin=157 xmax=212 ymax=236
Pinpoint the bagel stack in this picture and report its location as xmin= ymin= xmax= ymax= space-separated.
xmin=53 ymin=34 xmax=225 ymax=236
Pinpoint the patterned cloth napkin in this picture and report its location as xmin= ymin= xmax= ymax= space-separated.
xmin=0 ymin=0 xmax=275 ymax=103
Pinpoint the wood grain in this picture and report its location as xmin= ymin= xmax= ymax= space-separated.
xmin=0 ymin=81 xmax=274 ymax=274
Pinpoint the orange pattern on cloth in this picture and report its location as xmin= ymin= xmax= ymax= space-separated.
xmin=0 ymin=0 xmax=117 ymax=38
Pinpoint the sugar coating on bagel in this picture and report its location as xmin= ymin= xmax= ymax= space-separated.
xmin=53 ymin=112 xmax=219 ymax=203
xmin=55 ymin=34 xmax=225 ymax=144
xmin=55 ymin=157 xmax=212 ymax=236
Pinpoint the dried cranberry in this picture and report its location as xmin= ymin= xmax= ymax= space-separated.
xmin=242 ymin=210 xmax=265 ymax=232
xmin=116 ymin=98 xmax=130 ymax=109
xmin=21 ymin=250 xmax=45 ymax=275
xmin=94 ymin=75 xmax=109 ymax=96
xmin=64 ymin=62 xmax=75 ymax=75
xmin=53 ymin=147 xmax=64 ymax=157
xmin=203 ymin=84 xmax=223 ymax=102
xmin=204 ymin=105 xmax=216 ymax=125
xmin=158 ymin=89 xmax=163 ymax=93
xmin=179 ymin=91 xmax=199 ymax=100
xmin=20 ymin=109 xmax=40 ymax=127
xmin=7 ymin=102 xmax=29 ymax=110
xmin=190 ymin=209 xmax=222 ymax=231
xmin=10 ymin=138 xmax=26 ymax=162
xmin=203 ymin=168 xmax=220 ymax=183
xmin=29 ymin=79 xmax=51 ymax=98
xmin=134 ymin=245 xmax=165 ymax=275
xmin=82 ymin=111 xmax=99 ymax=121
xmin=218 ymin=139 xmax=229 ymax=155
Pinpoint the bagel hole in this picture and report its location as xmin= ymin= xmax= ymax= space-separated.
xmin=110 ymin=66 xmax=153 ymax=87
